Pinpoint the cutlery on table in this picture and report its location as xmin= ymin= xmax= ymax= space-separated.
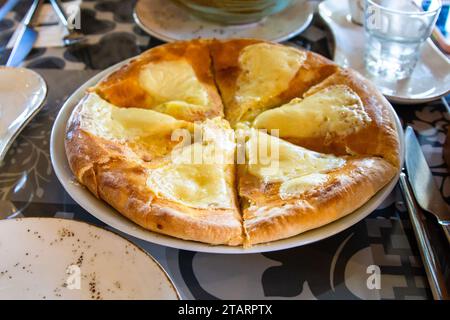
xmin=49 ymin=0 xmax=85 ymax=46
xmin=399 ymin=126 xmax=450 ymax=300
xmin=6 ymin=0 xmax=43 ymax=67
xmin=405 ymin=126 xmax=450 ymax=242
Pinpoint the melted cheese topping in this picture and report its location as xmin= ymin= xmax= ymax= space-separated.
xmin=253 ymin=85 xmax=371 ymax=140
xmin=139 ymin=60 xmax=209 ymax=107
xmin=147 ymin=163 xmax=232 ymax=209
xmin=235 ymin=43 xmax=306 ymax=119
xmin=147 ymin=118 xmax=235 ymax=209
xmin=279 ymin=173 xmax=329 ymax=200
xmin=79 ymin=93 xmax=189 ymax=141
xmin=246 ymin=129 xmax=345 ymax=183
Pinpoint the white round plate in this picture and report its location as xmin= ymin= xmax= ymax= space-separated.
xmin=0 ymin=218 xmax=179 ymax=300
xmin=318 ymin=0 xmax=450 ymax=105
xmin=0 ymin=67 xmax=47 ymax=162
xmin=133 ymin=0 xmax=314 ymax=43
xmin=50 ymin=58 xmax=404 ymax=254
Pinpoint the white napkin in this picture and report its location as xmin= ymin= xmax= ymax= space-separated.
xmin=7 ymin=0 xmax=82 ymax=48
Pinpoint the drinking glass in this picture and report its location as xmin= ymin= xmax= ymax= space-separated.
xmin=364 ymin=0 xmax=442 ymax=80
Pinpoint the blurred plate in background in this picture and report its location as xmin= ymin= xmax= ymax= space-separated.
xmin=133 ymin=0 xmax=314 ymax=42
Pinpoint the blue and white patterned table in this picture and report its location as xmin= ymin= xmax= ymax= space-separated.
xmin=1 ymin=0 xmax=449 ymax=300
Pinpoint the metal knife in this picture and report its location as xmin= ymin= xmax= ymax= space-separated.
xmin=405 ymin=126 xmax=450 ymax=243
xmin=6 ymin=0 xmax=42 ymax=67
xmin=399 ymin=172 xmax=449 ymax=299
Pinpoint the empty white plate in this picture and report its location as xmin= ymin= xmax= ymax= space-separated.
xmin=133 ymin=0 xmax=314 ymax=43
xmin=0 ymin=67 xmax=47 ymax=163
xmin=0 ymin=218 xmax=180 ymax=300
xmin=319 ymin=0 xmax=450 ymax=104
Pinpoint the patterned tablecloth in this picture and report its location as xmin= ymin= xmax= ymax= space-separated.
xmin=1 ymin=0 xmax=449 ymax=300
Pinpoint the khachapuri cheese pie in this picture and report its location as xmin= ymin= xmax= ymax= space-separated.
xmin=65 ymin=39 xmax=400 ymax=247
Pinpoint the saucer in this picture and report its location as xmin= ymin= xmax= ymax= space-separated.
xmin=319 ymin=0 xmax=450 ymax=104
xmin=133 ymin=0 xmax=314 ymax=43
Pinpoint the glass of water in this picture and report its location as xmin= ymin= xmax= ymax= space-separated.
xmin=364 ymin=0 xmax=442 ymax=80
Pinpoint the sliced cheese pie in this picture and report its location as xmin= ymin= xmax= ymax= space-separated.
xmin=65 ymin=39 xmax=400 ymax=246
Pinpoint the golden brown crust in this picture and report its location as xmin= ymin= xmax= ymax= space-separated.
xmin=241 ymin=157 xmax=397 ymax=245
xmin=210 ymin=39 xmax=338 ymax=124
xmin=93 ymin=39 xmax=223 ymax=122
xmin=95 ymin=158 xmax=243 ymax=246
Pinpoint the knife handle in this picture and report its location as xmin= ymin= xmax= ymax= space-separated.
xmin=399 ymin=172 xmax=449 ymax=300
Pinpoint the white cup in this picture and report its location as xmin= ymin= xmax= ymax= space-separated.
xmin=348 ymin=0 xmax=364 ymax=25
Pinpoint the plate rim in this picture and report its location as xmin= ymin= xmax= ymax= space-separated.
xmin=50 ymin=52 xmax=405 ymax=255
xmin=0 ymin=216 xmax=181 ymax=299
xmin=318 ymin=0 xmax=450 ymax=105
xmin=133 ymin=0 xmax=314 ymax=43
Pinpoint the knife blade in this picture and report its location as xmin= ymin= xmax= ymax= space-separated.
xmin=6 ymin=0 xmax=42 ymax=67
xmin=405 ymin=126 xmax=450 ymax=243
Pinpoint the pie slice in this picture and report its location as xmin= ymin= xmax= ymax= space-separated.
xmin=66 ymin=94 xmax=242 ymax=245
xmin=93 ymin=40 xmax=223 ymax=122
xmin=303 ymin=69 xmax=400 ymax=167
xmin=66 ymin=92 xmax=194 ymax=168
xmin=252 ymin=74 xmax=401 ymax=168
xmin=237 ymin=129 xmax=397 ymax=245
xmin=210 ymin=39 xmax=338 ymax=125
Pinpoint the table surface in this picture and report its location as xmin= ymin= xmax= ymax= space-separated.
xmin=1 ymin=0 xmax=449 ymax=300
